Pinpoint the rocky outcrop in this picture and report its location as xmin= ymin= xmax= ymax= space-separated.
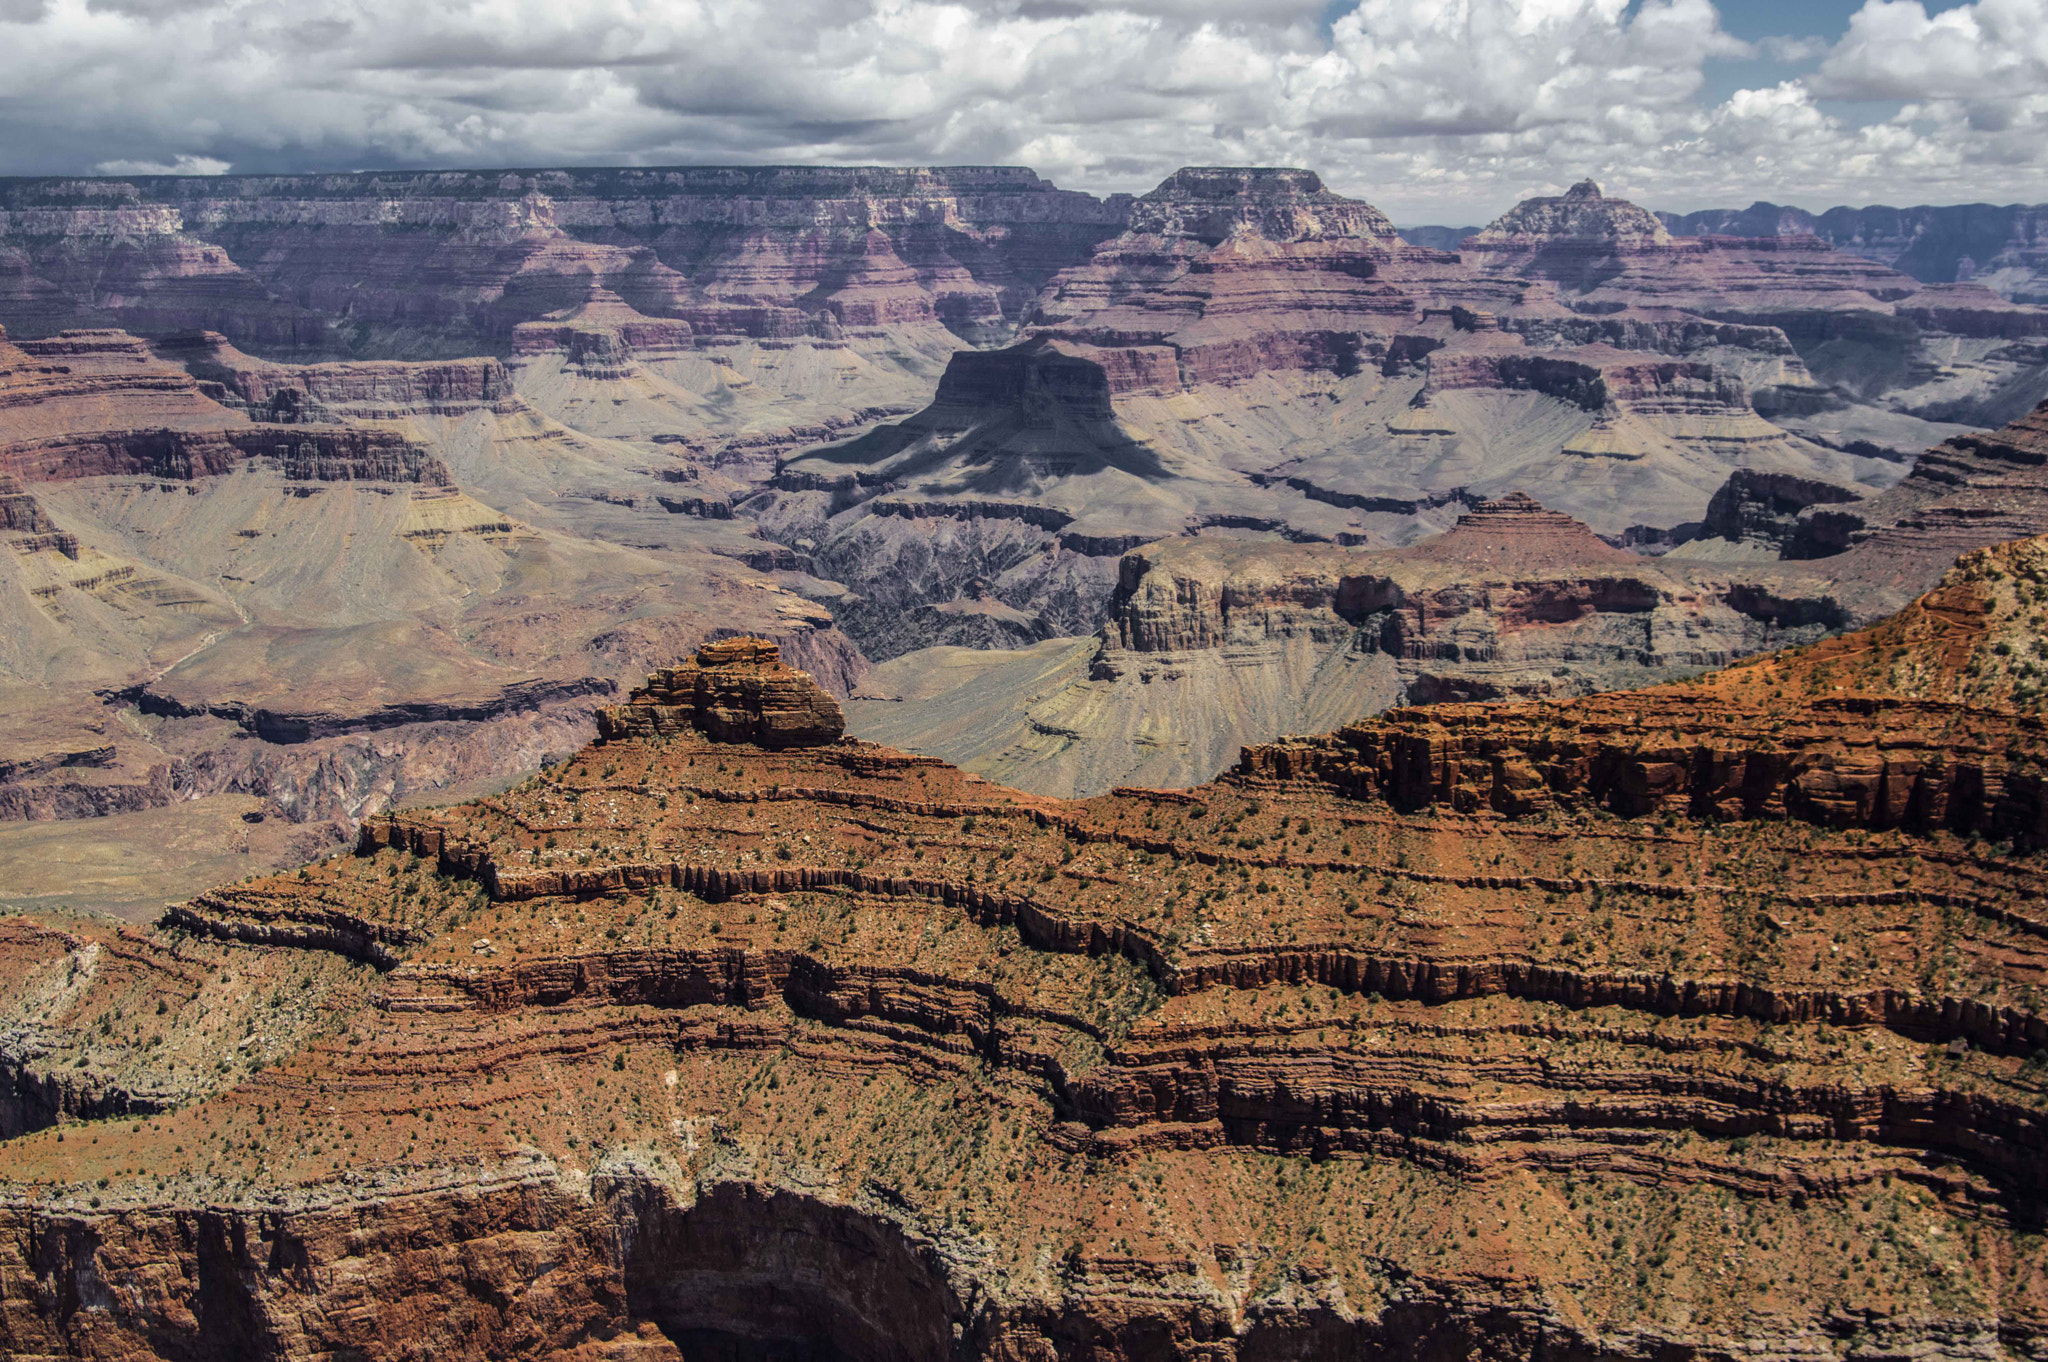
xmin=1466 ymin=179 xmax=1673 ymax=249
xmin=0 ymin=423 xmax=451 ymax=485
xmin=1418 ymin=345 xmax=1786 ymax=448
xmin=1237 ymin=687 xmax=2048 ymax=834
xmin=847 ymin=495 xmax=1863 ymax=800
xmin=0 ymin=223 xmax=331 ymax=351
xmin=0 ymin=326 xmax=237 ymax=428
xmin=1106 ymin=493 xmax=1843 ymax=692
xmin=509 ymin=288 xmax=695 ymax=371
xmin=161 ymin=330 xmax=520 ymax=420
xmin=1123 ymin=167 xmax=1400 ymax=245
xmin=0 ymin=756 xmax=173 ymax=823
xmin=1785 ymin=397 xmax=2048 ymax=573
xmin=1465 ymin=183 xmax=2048 ymax=434
xmin=1464 ymin=181 xmax=1922 ymax=312
xmin=598 ymin=638 xmax=844 ymax=748
xmin=1769 ymin=532 xmax=2048 ymax=713
xmin=983 ymin=168 xmax=1900 ymax=551
xmin=1702 ymin=469 xmax=1863 ymax=550
xmin=0 ymin=474 xmax=57 ymax=536
xmin=0 ymin=590 xmax=2043 ymax=1358
xmin=1023 ymin=166 xmax=1478 ymax=394
xmin=1234 ymin=539 xmax=2048 ymax=840
xmin=0 ymin=326 xmax=453 ymax=483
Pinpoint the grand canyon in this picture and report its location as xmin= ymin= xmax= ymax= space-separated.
xmin=1 ymin=160 xmax=2046 ymax=1360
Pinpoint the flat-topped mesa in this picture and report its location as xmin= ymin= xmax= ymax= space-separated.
xmin=508 ymin=287 xmax=694 ymax=368
xmin=930 ymin=338 xmax=1114 ymax=419
xmin=1465 ymin=178 xmax=1673 ymax=248
xmin=1126 ymin=166 xmax=1400 ymax=244
xmin=597 ymin=637 xmax=845 ymax=748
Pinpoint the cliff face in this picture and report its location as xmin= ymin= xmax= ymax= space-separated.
xmin=1467 ymin=183 xmax=2048 ymax=434
xmin=1785 ymin=397 xmax=2048 ymax=583
xmin=1123 ymin=167 xmax=1401 ymax=245
xmin=1233 ymin=533 xmax=2048 ymax=836
xmin=1 ymin=623 xmax=2043 ymax=1359
xmin=0 ymin=167 xmax=1129 ymax=355
xmin=1662 ymin=199 xmax=2048 ymax=302
xmin=1104 ymin=492 xmax=1751 ymax=667
xmin=1022 ymin=166 xmax=1480 ymax=395
xmin=1467 ymin=181 xmax=1917 ymax=313
xmin=162 ymin=330 xmax=520 ymax=420
xmin=1000 ymin=168 xmax=1921 ymax=552
xmin=0 ymin=324 xmax=453 ymax=484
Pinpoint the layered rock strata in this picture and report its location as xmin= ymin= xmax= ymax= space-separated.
xmin=1791 ymin=398 xmax=2048 ymax=565
xmin=2 ymin=619 xmax=2040 ymax=1358
xmin=1235 ymin=531 xmax=2048 ymax=837
xmin=1662 ymin=199 xmax=2048 ymax=303
xmin=1465 ymin=182 xmax=2048 ymax=432
xmin=0 ymin=315 xmax=868 ymax=870
xmin=597 ymin=637 xmax=845 ymax=749
xmin=1464 ymin=181 xmax=1971 ymax=320
xmin=0 ymin=167 xmax=1128 ymax=353
xmin=849 ymin=493 xmax=1858 ymax=798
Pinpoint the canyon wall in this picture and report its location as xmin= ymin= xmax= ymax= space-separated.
xmin=0 ymin=624 xmax=2042 ymax=1357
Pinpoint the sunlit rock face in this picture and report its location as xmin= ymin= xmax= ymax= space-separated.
xmin=598 ymin=638 xmax=846 ymax=750
xmin=2 ymin=609 xmax=2044 ymax=1359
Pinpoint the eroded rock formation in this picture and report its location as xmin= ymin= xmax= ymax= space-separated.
xmin=0 ymin=315 xmax=867 ymax=877
xmin=598 ymin=638 xmax=845 ymax=749
xmin=0 ymin=620 xmax=2042 ymax=1359
xmin=850 ymin=493 xmax=1857 ymax=797
xmin=0 ymin=167 xmax=1128 ymax=354
xmin=1662 ymin=199 xmax=2048 ymax=304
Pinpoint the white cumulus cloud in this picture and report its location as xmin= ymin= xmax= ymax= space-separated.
xmin=0 ymin=0 xmax=2043 ymax=220
xmin=92 ymin=154 xmax=234 ymax=175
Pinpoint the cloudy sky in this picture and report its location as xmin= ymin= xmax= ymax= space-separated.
xmin=0 ymin=0 xmax=2041 ymax=221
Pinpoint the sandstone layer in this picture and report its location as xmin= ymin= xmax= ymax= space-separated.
xmin=0 ymin=623 xmax=2042 ymax=1359
xmin=0 ymin=167 xmax=1127 ymax=355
